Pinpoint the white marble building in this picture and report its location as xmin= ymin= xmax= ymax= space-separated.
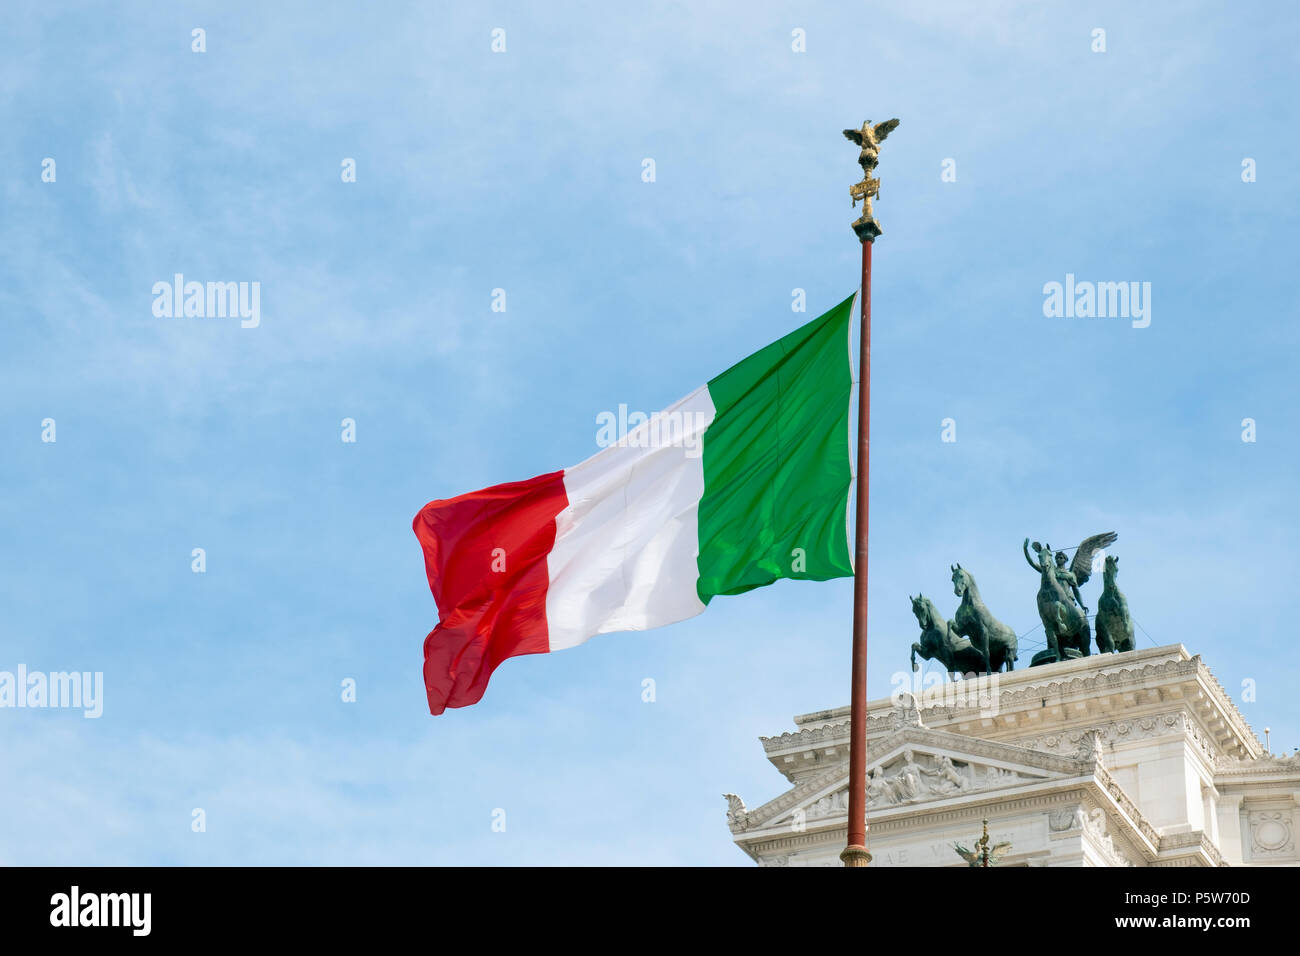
xmin=726 ymin=645 xmax=1300 ymax=866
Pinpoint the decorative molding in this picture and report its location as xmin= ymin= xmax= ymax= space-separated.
xmin=1095 ymin=763 xmax=1161 ymax=850
xmin=764 ymin=657 xmax=1258 ymax=763
xmin=1077 ymin=805 xmax=1134 ymax=867
xmin=1014 ymin=716 xmax=1181 ymax=756
xmin=740 ymin=790 xmax=1089 ymax=859
xmin=1157 ymin=830 xmax=1225 ymax=867
xmin=1248 ymin=810 xmax=1295 ymax=858
xmin=911 ymin=658 xmax=1203 ymax=729
xmin=737 ymin=726 xmax=1089 ymax=834
xmin=1217 ymin=751 xmax=1300 ymax=778
xmin=1048 ymin=807 xmax=1077 ymax=832
xmin=1193 ymin=657 xmax=1263 ymax=755
xmin=729 ymin=760 xmax=847 ymax=834
xmin=761 ymin=720 xmax=848 ymax=755
xmin=1013 ymin=712 xmax=1230 ymax=769
xmin=868 ymin=726 xmax=1093 ymax=777
xmin=723 ymin=793 xmax=749 ymax=831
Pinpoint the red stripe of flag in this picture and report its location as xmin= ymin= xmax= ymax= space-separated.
xmin=412 ymin=471 xmax=568 ymax=714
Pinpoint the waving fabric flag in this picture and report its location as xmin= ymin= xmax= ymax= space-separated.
xmin=413 ymin=293 xmax=857 ymax=714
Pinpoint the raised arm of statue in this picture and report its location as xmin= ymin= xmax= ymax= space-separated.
xmin=1023 ymin=538 xmax=1043 ymax=573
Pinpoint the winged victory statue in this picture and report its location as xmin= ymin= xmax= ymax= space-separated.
xmin=1022 ymin=532 xmax=1117 ymax=663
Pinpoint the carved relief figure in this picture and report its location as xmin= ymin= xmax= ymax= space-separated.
xmin=922 ymin=755 xmax=969 ymax=794
xmin=867 ymin=766 xmax=892 ymax=805
xmin=897 ymin=750 xmax=924 ymax=801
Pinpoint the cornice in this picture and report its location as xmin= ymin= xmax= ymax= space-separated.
xmin=916 ymin=657 xmax=1200 ymax=730
xmin=1013 ymin=711 xmax=1227 ymax=769
xmin=735 ymin=763 xmax=1164 ymax=867
xmin=1216 ymin=751 xmax=1300 ymax=780
xmin=764 ymin=647 xmax=1262 ymax=770
xmin=1156 ymin=829 xmax=1225 ymax=867
xmin=738 ymin=789 xmax=1088 ymax=858
xmin=738 ymin=726 xmax=1098 ymax=834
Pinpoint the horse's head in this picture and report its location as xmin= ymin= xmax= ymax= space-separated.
xmin=951 ymin=563 xmax=972 ymax=598
xmin=1104 ymin=554 xmax=1119 ymax=583
xmin=910 ymin=594 xmax=930 ymax=627
xmin=1033 ymin=541 xmax=1056 ymax=573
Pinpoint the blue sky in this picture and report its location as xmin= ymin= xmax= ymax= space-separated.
xmin=2 ymin=1 xmax=1298 ymax=865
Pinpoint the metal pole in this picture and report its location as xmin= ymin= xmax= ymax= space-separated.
xmin=840 ymin=238 xmax=873 ymax=867
xmin=840 ymin=118 xmax=896 ymax=868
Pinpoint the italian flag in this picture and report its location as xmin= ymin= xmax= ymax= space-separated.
xmin=413 ymin=294 xmax=856 ymax=714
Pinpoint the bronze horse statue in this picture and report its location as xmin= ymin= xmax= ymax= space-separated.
xmin=909 ymin=594 xmax=989 ymax=677
xmin=950 ymin=564 xmax=1018 ymax=672
xmin=1095 ymin=554 xmax=1135 ymax=653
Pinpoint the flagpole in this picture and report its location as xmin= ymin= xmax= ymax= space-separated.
xmin=840 ymin=118 xmax=897 ymax=868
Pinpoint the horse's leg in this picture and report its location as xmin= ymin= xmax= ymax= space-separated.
xmin=1000 ymin=627 xmax=1016 ymax=671
xmin=1054 ymin=606 xmax=1081 ymax=657
xmin=1044 ymin=623 xmax=1061 ymax=661
xmin=970 ymin=626 xmax=990 ymax=674
xmin=1096 ymin=618 xmax=1112 ymax=654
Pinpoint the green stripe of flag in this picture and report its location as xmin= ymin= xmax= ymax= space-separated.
xmin=695 ymin=293 xmax=856 ymax=604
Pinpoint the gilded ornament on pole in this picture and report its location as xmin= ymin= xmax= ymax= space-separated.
xmin=842 ymin=118 xmax=900 ymax=242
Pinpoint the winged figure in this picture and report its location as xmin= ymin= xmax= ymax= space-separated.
xmin=1022 ymin=532 xmax=1116 ymax=660
xmin=843 ymin=119 xmax=901 ymax=155
xmin=952 ymin=820 xmax=1012 ymax=866
xmin=1058 ymin=531 xmax=1117 ymax=612
xmin=1024 ymin=531 xmax=1115 ymax=614
xmin=843 ymin=120 xmax=899 ymax=177
xmin=953 ymin=840 xmax=1013 ymax=867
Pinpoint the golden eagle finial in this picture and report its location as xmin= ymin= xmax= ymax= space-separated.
xmin=844 ymin=118 xmax=900 ymax=242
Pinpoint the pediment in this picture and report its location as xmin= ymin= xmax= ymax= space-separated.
xmin=730 ymin=726 xmax=1094 ymax=834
